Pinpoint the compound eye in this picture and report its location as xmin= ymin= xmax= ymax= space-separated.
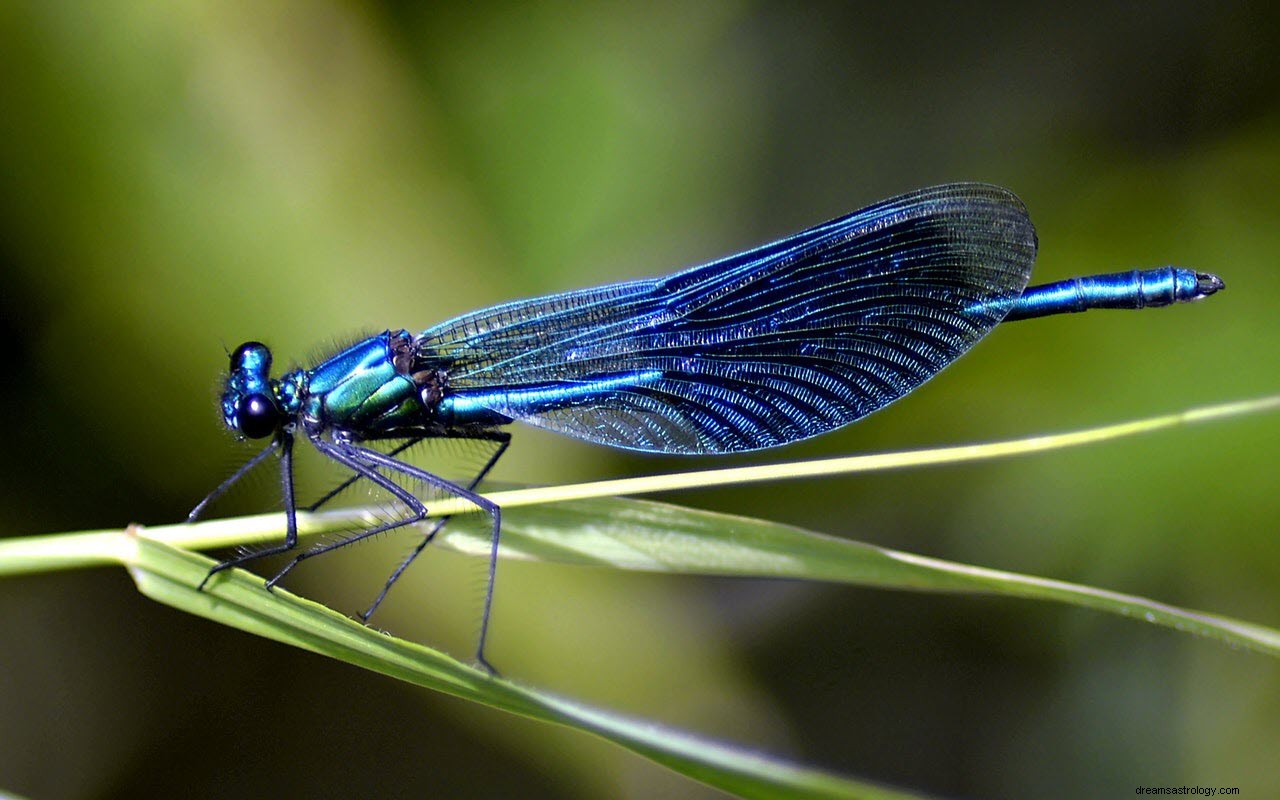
xmin=237 ymin=393 xmax=279 ymax=439
xmin=230 ymin=341 xmax=271 ymax=372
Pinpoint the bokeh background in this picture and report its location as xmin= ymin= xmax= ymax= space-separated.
xmin=2 ymin=3 xmax=1278 ymax=798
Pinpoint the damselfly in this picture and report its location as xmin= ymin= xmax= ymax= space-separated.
xmin=191 ymin=183 xmax=1223 ymax=671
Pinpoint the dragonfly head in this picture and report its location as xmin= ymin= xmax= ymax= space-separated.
xmin=223 ymin=341 xmax=284 ymax=440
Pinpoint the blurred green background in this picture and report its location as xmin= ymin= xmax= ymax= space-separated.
xmin=2 ymin=3 xmax=1278 ymax=798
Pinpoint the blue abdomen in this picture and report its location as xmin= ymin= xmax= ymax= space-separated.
xmin=438 ymin=369 xmax=666 ymax=426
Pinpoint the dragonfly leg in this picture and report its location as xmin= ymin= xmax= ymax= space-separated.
xmin=188 ymin=438 xmax=278 ymax=523
xmin=329 ymin=439 xmax=505 ymax=672
xmin=198 ymin=433 xmax=298 ymax=590
xmin=304 ymin=436 xmax=425 ymax=513
xmin=263 ymin=437 xmax=431 ymax=590
xmin=359 ymin=432 xmax=511 ymax=663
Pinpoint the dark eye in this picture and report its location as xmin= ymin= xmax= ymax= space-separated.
xmin=237 ymin=393 xmax=279 ymax=439
xmin=231 ymin=341 xmax=271 ymax=372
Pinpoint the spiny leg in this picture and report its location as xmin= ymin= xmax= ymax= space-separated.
xmin=359 ymin=432 xmax=511 ymax=624
xmin=188 ymin=438 xmax=278 ymax=523
xmin=330 ymin=441 xmax=504 ymax=673
xmin=263 ymin=437 xmax=431 ymax=590
xmin=198 ymin=433 xmax=299 ymax=591
xmin=304 ymin=436 xmax=425 ymax=513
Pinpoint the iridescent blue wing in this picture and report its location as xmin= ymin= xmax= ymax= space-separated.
xmin=415 ymin=183 xmax=1037 ymax=454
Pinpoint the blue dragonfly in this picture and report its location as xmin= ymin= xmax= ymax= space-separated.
xmin=191 ymin=183 xmax=1222 ymax=671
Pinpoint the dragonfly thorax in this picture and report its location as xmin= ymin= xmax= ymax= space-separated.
xmin=296 ymin=331 xmax=436 ymax=436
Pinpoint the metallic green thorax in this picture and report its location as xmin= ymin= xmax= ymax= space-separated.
xmin=292 ymin=330 xmax=425 ymax=435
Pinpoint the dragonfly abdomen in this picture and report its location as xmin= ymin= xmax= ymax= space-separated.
xmin=438 ymin=369 xmax=667 ymax=425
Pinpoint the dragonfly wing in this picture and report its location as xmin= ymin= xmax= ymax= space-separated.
xmin=416 ymin=183 xmax=1037 ymax=454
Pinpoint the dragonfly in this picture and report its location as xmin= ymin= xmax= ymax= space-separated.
xmin=190 ymin=182 xmax=1223 ymax=672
